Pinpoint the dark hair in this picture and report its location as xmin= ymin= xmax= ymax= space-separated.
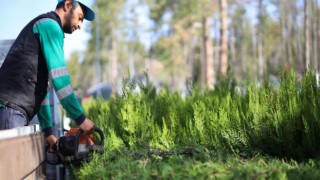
xmin=56 ymin=0 xmax=81 ymax=13
xmin=56 ymin=0 xmax=67 ymax=9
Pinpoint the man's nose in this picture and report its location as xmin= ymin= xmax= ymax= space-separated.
xmin=77 ymin=23 xmax=82 ymax=30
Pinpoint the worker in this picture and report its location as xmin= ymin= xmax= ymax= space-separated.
xmin=0 ymin=0 xmax=95 ymax=151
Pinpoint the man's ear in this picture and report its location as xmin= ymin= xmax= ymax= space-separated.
xmin=63 ymin=0 xmax=73 ymax=12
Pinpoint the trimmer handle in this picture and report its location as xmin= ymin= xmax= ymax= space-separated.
xmin=74 ymin=126 xmax=105 ymax=159
xmin=93 ymin=127 xmax=105 ymax=147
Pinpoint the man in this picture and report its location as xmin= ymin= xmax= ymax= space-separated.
xmin=0 ymin=0 xmax=95 ymax=150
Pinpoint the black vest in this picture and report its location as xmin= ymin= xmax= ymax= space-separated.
xmin=0 ymin=11 xmax=63 ymax=121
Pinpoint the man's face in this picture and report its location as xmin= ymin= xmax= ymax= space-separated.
xmin=63 ymin=4 xmax=84 ymax=34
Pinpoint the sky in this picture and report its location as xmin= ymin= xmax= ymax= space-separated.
xmin=0 ymin=0 xmax=93 ymax=59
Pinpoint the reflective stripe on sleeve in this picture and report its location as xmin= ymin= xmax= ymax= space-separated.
xmin=56 ymin=85 xmax=74 ymax=100
xmin=49 ymin=67 xmax=69 ymax=80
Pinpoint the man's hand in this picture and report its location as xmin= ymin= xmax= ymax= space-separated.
xmin=46 ymin=135 xmax=57 ymax=153
xmin=79 ymin=118 xmax=95 ymax=134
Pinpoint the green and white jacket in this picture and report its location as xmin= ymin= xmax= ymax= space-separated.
xmin=0 ymin=11 xmax=85 ymax=136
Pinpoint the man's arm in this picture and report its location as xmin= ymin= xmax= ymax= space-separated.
xmin=37 ymin=93 xmax=52 ymax=137
xmin=37 ymin=93 xmax=57 ymax=147
xmin=33 ymin=18 xmax=94 ymax=135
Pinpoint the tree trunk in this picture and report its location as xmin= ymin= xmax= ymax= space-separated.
xmin=187 ymin=38 xmax=195 ymax=80
xmin=241 ymin=19 xmax=246 ymax=79
xmin=293 ymin=5 xmax=303 ymax=73
xmin=219 ymin=0 xmax=228 ymax=77
xmin=203 ymin=16 xmax=214 ymax=89
xmin=109 ymin=27 xmax=118 ymax=90
xmin=312 ymin=0 xmax=319 ymax=73
xmin=95 ymin=4 xmax=101 ymax=84
xmin=280 ymin=2 xmax=290 ymax=70
xmin=250 ymin=18 xmax=257 ymax=77
xmin=230 ymin=28 xmax=236 ymax=72
xmin=304 ymin=0 xmax=310 ymax=72
xmin=257 ymin=0 xmax=264 ymax=79
xmin=287 ymin=7 xmax=293 ymax=70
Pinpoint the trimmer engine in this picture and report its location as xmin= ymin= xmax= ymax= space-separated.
xmin=47 ymin=127 xmax=104 ymax=165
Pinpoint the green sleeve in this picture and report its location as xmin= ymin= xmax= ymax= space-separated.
xmin=37 ymin=93 xmax=53 ymax=137
xmin=33 ymin=18 xmax=86 ymax=125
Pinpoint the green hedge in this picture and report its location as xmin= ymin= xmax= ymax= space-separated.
xmin=83 ymin=71 xmax=320 ymax=160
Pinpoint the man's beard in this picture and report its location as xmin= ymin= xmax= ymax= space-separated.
xmin=63 ymin=11 xmax=73 ymax=34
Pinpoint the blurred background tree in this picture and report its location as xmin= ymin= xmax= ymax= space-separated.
xmin=66 ymin=0 xmax=320 ymax=95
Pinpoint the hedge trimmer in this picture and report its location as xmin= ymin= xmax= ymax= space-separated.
xmin=46 ymin=127 xmax=104 ymax=165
